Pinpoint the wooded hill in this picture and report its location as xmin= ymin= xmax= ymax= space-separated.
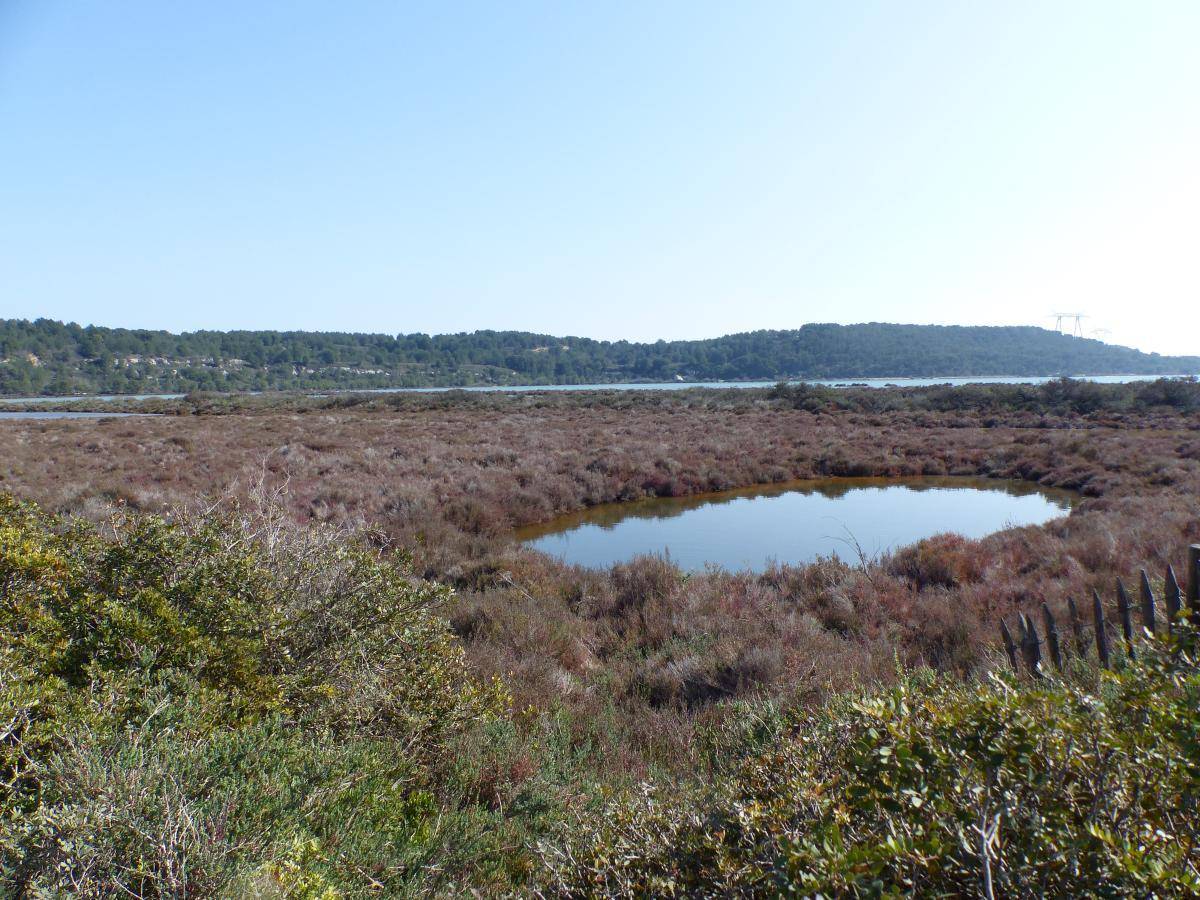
xmin=1 ymin=318 xmax=1196 ymax=396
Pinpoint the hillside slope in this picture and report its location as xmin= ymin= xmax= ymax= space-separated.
xmin=1 ymin=318 xmax=1196 ymax=395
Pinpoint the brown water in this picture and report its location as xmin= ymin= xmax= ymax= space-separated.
xmin=517 ymin=476 xmax=1077 ymax=572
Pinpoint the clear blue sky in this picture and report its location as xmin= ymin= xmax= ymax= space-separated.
xmin=2 ymin=2 xmax=1197 ymax=354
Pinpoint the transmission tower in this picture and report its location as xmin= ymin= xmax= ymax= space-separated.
xmin=1091 ymin=328 xmax=1111 ymax=341
xmin=1050 ymin=312 xmax=1086 ymax=338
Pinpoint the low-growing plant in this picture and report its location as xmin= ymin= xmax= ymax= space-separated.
xmin=0 ymin=493 xmax=515 ymax=897
xmin=3 ymin=386 xmax=1200 ymax=895
xmin=542 ymin=624 xmax=1200 ymax=896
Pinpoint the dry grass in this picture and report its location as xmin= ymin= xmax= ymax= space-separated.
xmin=3 ymin=390 xmax=1198 ymax=773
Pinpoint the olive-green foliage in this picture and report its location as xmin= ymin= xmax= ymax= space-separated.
xmin=769 ymin=375 xmax=1200 ymax=416
xmin=0 ymin=494 xmax=510 ymax=897
xmin=3 ymin=317 xmax=1198 ymax=397
xmin=544 ymin=631 xmax=1200 ymax=897
xmin=8 ymin=488 xmax=1200 ymax=897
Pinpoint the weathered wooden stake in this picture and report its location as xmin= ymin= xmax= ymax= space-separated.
xmin=1093 ymin=589 xmax=1110 ymax=669
xmin=1117 ymin=578 xmax=1135 ymax=660
xmin=1000 ymin=619 xmax=1018 ymax=673
xmin=1189 ymin=545 xmax=1200 ymax=613
xmin=996 ymin=547 xmax=1200 ymax=672
xmin=1019 ymin=612 xmax=1043 ymax=678
xmin=1042 ymin=602 xmax=1063 ymax=672
xmin=1139 ymin=569 xmax=1157 ymax=637
xmin=1165 ymin=565 xmax=1182 ymax=634
xmin=1067 ymin=596 xmax=1086 ymax=656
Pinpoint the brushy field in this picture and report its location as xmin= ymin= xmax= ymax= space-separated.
xmin=4 ymin=493 xmax=1199 ymax=896
xmin=0 ymin=492 xmax=524 ymax=896
xmin=2 ymin=379 xmax=1200 ymax=895
xmin=541 ymin=630 xmax=1200 ymax=896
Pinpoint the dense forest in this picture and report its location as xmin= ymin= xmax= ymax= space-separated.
xmin=1 ymin=317 xmax=1197 ymax=396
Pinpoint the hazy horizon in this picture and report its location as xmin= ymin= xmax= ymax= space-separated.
xmin=3 ymin=2 xmax=1198 ymax=355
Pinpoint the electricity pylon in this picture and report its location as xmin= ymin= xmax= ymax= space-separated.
xmin=1050 ymin=313 xmax=1086 ymax=338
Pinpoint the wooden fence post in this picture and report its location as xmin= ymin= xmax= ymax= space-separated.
xmin=1165 ymin=565 xmax=1182 ymax=634
xmin=1042 ymin=602 xmax=1063 ymax=672
xmin=1139 ymin=569 xmax=1157 ymax=637
xmin=1189 ymin=545 xmax=1200 ymax=613
xmin=1067 ymin=596 xmax=1086 ymax=656
xmin=1000 ymin=619 xmax=1018 ymax=673
xmin=1019 ymin=613 xmax=1043 ymax=678
xmin=1093 ymin=589 xmax=1110 ymax=669
xmin=1117 ymin=578 xmax=1135 ymax=660
xmin=997 ymin=547 xmax=1200 ymax=673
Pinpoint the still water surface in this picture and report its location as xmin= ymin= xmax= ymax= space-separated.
xmin=4 ymin=373 xmax=1191 ymax=404
xmin=340 ymin=373 xmax=1190 ymax=395
xmin=0 ymin=411 xmax=148 ymax=420
xmin=518 ymin=477 xmax=1076 ymax=572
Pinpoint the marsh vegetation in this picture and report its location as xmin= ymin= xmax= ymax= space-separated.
xmin=2 ymin=379 xmax=1199 ymax=894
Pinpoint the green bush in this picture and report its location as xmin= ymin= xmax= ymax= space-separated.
xmin=543 ymin=628 xmax=1200 ymax=897
xmin=8 ymin=488 xmax=1200 ymax=896
xmin=0 ymin=494 xmax=511 ymax=896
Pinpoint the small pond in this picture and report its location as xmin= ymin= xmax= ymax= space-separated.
xmin=517 ymin=477 xmax=1077 ymax=572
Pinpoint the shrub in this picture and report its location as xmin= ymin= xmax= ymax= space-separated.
xmin=887 ymin=532 xmax=986 ymax=589
xmin=0 ymin=493 xmax=510 ymax=896
xmin=542 ymin=624 xmax=1200 ymax=896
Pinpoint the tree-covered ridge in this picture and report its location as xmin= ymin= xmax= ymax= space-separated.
xmin=1 ymin=317 xmax=1197 ymax=396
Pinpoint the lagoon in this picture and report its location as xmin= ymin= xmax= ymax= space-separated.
xmin=0 ymin=411 xmax=149 ymax=420
xmin=3 ymin=373 xmax=1192 ymax=405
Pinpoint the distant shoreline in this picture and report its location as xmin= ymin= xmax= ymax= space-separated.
xmin=3 ymin=372 xmax=1196 ymax=404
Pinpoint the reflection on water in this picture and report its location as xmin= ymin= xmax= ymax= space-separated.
xmin=517 ymin=477 xmax=1076 ymax=572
